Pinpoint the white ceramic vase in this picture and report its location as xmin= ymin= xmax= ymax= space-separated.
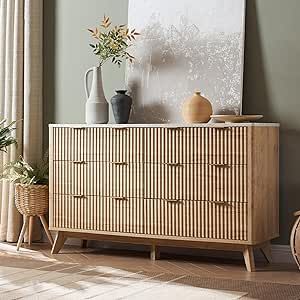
xmin=84 ymin=66 xmax=108 ymax=124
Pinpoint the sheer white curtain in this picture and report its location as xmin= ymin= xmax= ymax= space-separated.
xmin=0 ymin=0 xmax=43 ymax=242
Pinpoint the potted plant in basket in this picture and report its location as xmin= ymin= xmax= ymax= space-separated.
xmin=85 ymin=15 xmax=140 ymax=124
xmin=2 ymin=153 xmax=53 ymax=250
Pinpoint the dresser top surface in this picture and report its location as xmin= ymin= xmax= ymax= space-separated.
xmin=49 ymin=123 xmax=280 ymax=128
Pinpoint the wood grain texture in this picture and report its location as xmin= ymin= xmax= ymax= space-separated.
xmin=52 ymin=161 xmax=143 ymax=198
xmin=145 ymin=164 xmax=247 ymax=203
xmin=51 ymin=127 xmax=144 ymax=162
xmin=51 ymin=232 xmax=67 ymax=254
xmin=150 ymin=244 xmax=160 ymax=260
xmin=51 ymin=195 xmax=145 ymax=234
xmin=248 ymin=127 xmax=279 ymax=244
xmin=49 ymin=125 xmax=279 ymax=272
xmin=243 ymin=246 xmax=256 ymax=272
xmin=51 ymin=231 xmax=272 ymax=253
xmin=2 ymin=249 xmax=300 ymax=300
xmin=145 ymin=199 xmax=247 ymax=241
xmin=49 ymin=128 xmax=54 ymax=229
xmin=144 ymin=127 xmax=248 ymax=164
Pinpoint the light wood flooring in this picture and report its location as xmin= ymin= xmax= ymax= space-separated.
xmin=0 ymin=242 xmax=299 ymax=286
xmin=0 ymin=243 xmax=300 ymax=285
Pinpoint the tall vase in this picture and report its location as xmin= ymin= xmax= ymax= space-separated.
xmin=84 ymin=66 xmax=108 ymax=124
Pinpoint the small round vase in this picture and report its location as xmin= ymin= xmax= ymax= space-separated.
xmin=110 ymin=90 xmax=132 ymax=124
xmin=182 ymin=91 xmax=213 ymax=123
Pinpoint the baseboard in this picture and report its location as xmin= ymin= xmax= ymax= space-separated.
xmin=64 ymin=237 xmax=294 ymax=265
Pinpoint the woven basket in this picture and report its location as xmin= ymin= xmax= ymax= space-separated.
xmin=15 ymin=184 xmax=49 ymax=216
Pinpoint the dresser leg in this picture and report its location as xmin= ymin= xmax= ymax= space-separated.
xmin=81 ymin=240 xmax=88 ymax=248
xmin=150 ymin=245 xmax=160 ymax=261
xmin=260 ymin=242 xmax=272 ymax=263
xmin=243 ymin=246 xmax=256 ymax=272
xmin=51 ymin=232 xmax=67 ymax=254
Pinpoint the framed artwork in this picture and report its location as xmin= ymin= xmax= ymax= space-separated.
xmin=126 ymin=0 xmax=246 ymax=123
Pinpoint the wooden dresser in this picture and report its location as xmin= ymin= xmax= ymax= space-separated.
xmin=49 ymin=124 xmax=279 ymax=272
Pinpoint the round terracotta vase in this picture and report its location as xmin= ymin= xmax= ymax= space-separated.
xmin=182 ymin=91 xmax=213 ymax=123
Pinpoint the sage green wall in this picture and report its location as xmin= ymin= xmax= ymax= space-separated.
xmin=44 ymin=0 xmax=300 ymax=244
xmin=43 ymin=0 xmax=128 ymax=130
xmin=243 ymin=0 xmax=300 ymax=244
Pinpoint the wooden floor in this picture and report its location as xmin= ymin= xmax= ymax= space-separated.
xmin=0 ymin=243 xmax=300 ymax=300
xmin=0 ymin=242 xmax=299 ymax=286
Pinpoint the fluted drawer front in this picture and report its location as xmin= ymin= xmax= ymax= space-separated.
xmin=104 ymin=162 xmax=143 ymax=198
xmin=53 ymin=161 xmax=143 ymax=198
xmin=51 ymin=194 xmax=144 ymax=234
xmin=100 ymin=197 xmax=145 ymax=233
xmin=145 ymin=163 xmax=247 ymax=202
xmin=52 ymin=127 xmax=143 ymax=162
xmin=145 ymin=199 xmax=248 ymax=241
xmin=51 ymin=194 xmax=99 ymax=230
xmin=145 ymin=127 xmax=248 ymax=164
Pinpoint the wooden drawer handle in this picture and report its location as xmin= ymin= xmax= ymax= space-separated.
xmin=212 ymin=127 xmax=232 ymax=131
xmin=112 ymin=162 xmax=128 ymax=166
xmin=72 ymin=160 xmax=86 ymax=164
xmin=167 ymin=127 xmax=183 ymax=131
xmin=113 ymin=127 xmax=128 ymax=131
xmin=166 ymin=199 xmax=182 ymax=203
xmin=73 ymin=195 xmax=87 ymax=199
xmin=114 ymin=197 xmax=128 ymax=201
xmin=208 ymin=201 xmax=230 ymax=206
xmin=210 ymin=163 xmax=229 ymax=167
xmin=165 ymin=163 xmax=182 ymax=167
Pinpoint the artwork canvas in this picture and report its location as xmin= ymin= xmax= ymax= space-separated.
xmin=126 ymin=0 xmax=246 ymax=123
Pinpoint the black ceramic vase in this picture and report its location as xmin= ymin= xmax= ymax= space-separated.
xmin=110 ymin=90 xmax=132 ymax=124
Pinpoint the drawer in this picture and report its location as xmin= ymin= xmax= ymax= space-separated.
xmin=144 ymin=127 xmax=248 ymax=164
xmin=52 ymin=161 xmax=143 ymax=198
xmin=100 ymin=196 xmax=145 ymax=233
xmin=51 ymin=127 xmax=143 ymax=162
xmin=145 ymin=199 xmax=248 ymax=241
xmin=145 ymin=163 xmax=247 ymax=202
xmin=50 ymin=194 xmax=144 ymax=234
xmin=50 ymin=194 xmax=99 ymax=231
